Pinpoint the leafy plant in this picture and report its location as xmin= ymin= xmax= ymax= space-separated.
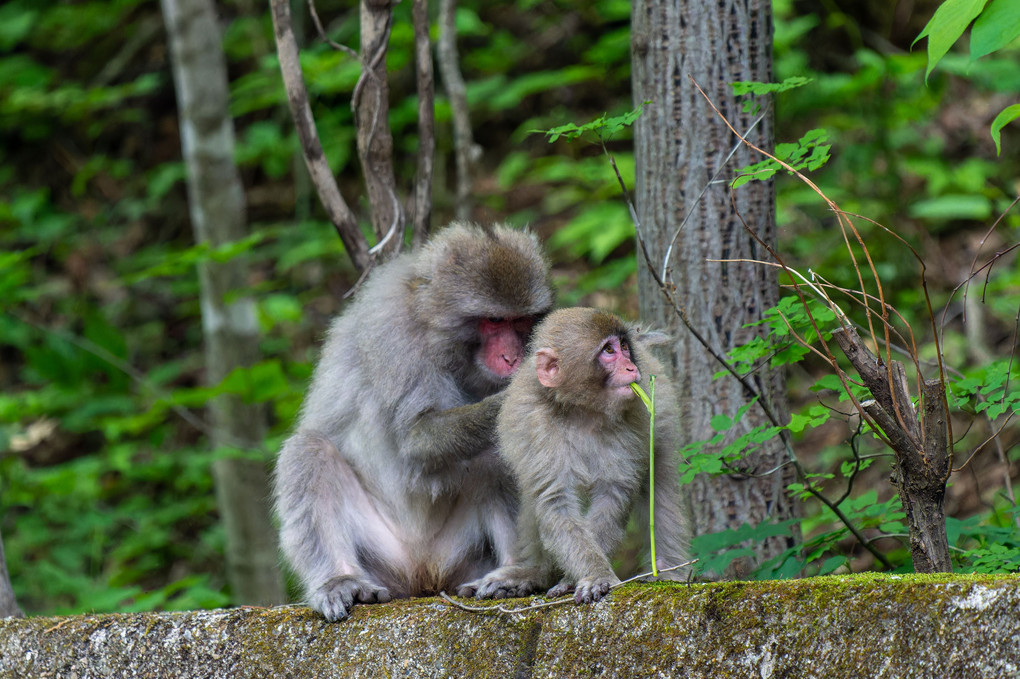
xmin=914 ymin=0 xmax=1020 ymax=152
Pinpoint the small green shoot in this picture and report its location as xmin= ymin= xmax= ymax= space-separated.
xmin=631 ymin=375 xmax=657 ymax=577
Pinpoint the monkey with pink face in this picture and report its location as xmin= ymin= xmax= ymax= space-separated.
xmin=460 ymin=307 xmax=690 ymax=604
xmin=275 ymin=223 xmax=553 ymax=621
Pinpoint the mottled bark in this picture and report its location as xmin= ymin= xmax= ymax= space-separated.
xmin=631 ymin=0 xmax=799 ymax=575
xmin=161 ymin=0 xmax=287 ymax=605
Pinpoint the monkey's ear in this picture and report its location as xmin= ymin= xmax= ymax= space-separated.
xmin=535 ymin=348 xmax=562 ymax=388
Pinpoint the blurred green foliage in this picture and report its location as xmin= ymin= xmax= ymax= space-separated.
xmin=0 ymin=0 xmax=1017 ymax=616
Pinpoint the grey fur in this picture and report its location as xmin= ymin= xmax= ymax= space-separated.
xmin=459 ymin=308 xmax=690 ymax=604
xmin=274 ymin=223 xmax=553 ymax=621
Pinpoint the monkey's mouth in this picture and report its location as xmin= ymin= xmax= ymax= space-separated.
xmin=609 ymin=383 xmax=637 ymax=398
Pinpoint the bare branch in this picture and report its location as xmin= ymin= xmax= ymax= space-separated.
xmin=269 ymin=0 xmax=370 ymax=272
xmin=355 ymin=0 xmax=404 ymax=256
xmin=410 ymin=0 xmax=435 ymax=248
xmin=307 ymin=0 xmax=358 ymax=57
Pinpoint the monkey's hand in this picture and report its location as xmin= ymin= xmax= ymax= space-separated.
xmin=309 ymin=575 xmax=392 ymax=622
xmin=404 ymin=393 xmax=504 ymax=466
xmin=573 ymin=573 xmax=620 ymax=604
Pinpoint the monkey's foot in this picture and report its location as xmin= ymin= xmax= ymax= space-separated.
xmin=457 ymin=570 xmax=541 ymax=600
xmin=310 ymin=576 xmax=392 ymax=622
xmin=574 ymin=574 xmax=619 ymax=604
xmin=546 ymin=580 xmax=574 ymax=598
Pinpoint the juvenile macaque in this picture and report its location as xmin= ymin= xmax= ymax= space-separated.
xmin=274 ymin=223 xmax=553 ymax=621
xmin=459 ymin=307 xmax=689 ymax=604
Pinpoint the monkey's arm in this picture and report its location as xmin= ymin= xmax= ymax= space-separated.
xmin=587 ymin=478 xmax=640 ymax=556
xmin=536 ymin=485 xmax=619 ymax=603
xmin=403 ymin=392 xmax=504 ymax=466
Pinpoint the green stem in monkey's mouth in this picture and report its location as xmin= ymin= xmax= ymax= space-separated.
xmin=631 ymin=377 xmax=657 ymax=577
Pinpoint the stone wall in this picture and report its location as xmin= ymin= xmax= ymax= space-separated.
xmin=1 ymin=574 xmax=1017 ymax=678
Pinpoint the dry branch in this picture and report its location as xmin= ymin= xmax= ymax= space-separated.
xmin=355 ymin=0 xmax=404 ymax=257
xmin=410 ymin=0 xmax=435 ymax=248
xmin=438 ymin=0 xmax=479 ymax=221
xmin=269 ymin=0 xmax=370 ymax=272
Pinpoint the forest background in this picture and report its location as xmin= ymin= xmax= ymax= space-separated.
xmin=1 ymin=0 xmax=1018 ymax=616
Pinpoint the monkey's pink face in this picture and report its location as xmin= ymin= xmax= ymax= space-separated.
xmin=599 ymin=336 xmax=640 ymax=398
xmin=477 ymin=317 xmax=535 ymax=378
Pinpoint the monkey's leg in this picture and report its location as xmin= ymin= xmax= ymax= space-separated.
xmin=469 ymin=451 xmax=520 ymax=569
xmin=456 ymin=497 xmax=549 ymax=598
xmin=276 ymin=433 xmax=403 ymax=621
xmin=434 ymin=467 xmax=517 ymax=589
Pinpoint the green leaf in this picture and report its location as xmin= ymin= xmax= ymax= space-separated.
xmin=810 ymin=374 xmax=844 ymax=393
xmin=990 ymin=104 xmax=1020 ymax=155
xmin=730 ymin=77 xmax=813 ymax=96
xmin=816 ymin=556 xmax=848 ymax=575
xmin=0 ymin=3 xmax=38 ymax=50
xmin=970 ymin=0 xmax=1020 ymax=59
xmin=631 ymin=383 xmax=652 ymax=410
xmin=914 ymin=0 xmax=987 ymax=82
xmin=710 ymin=414 xmax=732 ymax=432
xmin=908 ymin=194 xmax=993 ymax=220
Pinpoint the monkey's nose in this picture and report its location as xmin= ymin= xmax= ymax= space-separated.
xmin=503 ymin=354 xmax=519 ymax=369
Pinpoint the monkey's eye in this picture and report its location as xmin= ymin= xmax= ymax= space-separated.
xmin=602 ymin=343 xmax=615 ymax=355
xmin=487 ymin=317 xmax=504 ymax=324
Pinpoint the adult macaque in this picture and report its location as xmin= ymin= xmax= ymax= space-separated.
xmin=275 ymin=223 xmax=553 ymax=621
xmin=459 ymin=307 xmax=689 ymax=604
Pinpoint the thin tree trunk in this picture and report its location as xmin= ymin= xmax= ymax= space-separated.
xmin=162 ymin=0 xmax=287 ymax=605
xmin=437 ymin=0 xmax=478 ymax=221
xmin=631 ymin=0 xmax=799 ymax=576
xmin=0 ymin=526 xmax=23 ymax=618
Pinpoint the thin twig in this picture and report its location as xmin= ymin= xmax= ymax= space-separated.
xmin=307 ymin=0 xmax=359 ymax=58
xmin=660 ymin=110 xmax=768 ymax=283
xmin=952 ymin=412 xmax=1017 ymax=473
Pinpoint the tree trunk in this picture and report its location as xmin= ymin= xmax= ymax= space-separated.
xmin=0 ymin=526 xmax=22 ymax=618
xmin=161 ymin=0 xmax=287 ymax=605
xmin=631 ymin=0 xmax=799 ymax=575
xmin=832 ymin=327 xmax=952 ymax=572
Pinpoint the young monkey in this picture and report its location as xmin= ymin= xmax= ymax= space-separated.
xmin=458 ymin=307 xmax=690 ymax=604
